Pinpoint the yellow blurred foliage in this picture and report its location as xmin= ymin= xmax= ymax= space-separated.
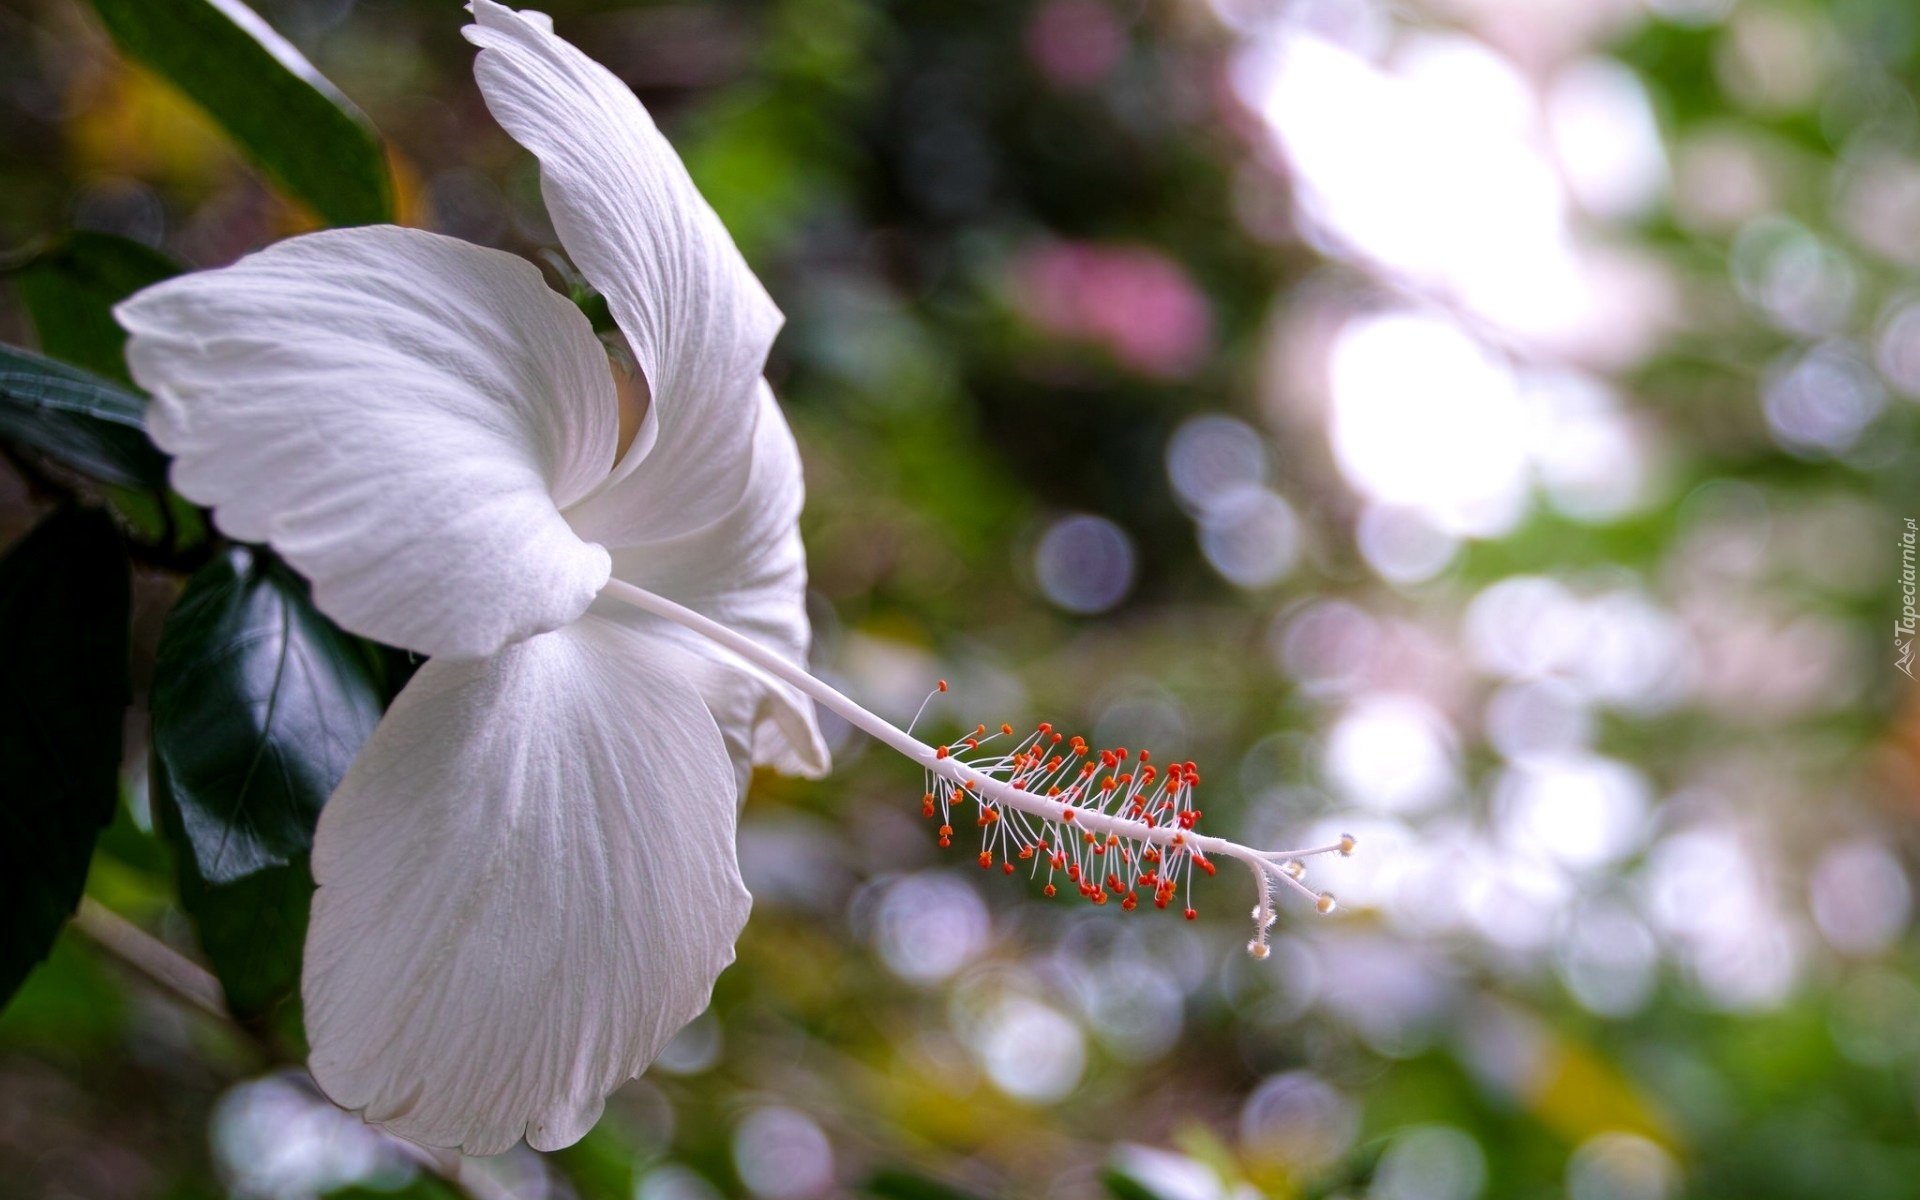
xmin=66 ymin=60 xmax=237 ymax=196
xmin=1525 ymin=1034 xmax=1678 ymax=1157
xmin=64 ymin=56 xmax=423 ymax=240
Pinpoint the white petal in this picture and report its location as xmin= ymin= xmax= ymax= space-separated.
xmin=117 ymin=226 xmax=618 ymax=660
xmin=602 ymin=382 xmax=828 ymax=784
xmin=464 ymin=0 xmax=780 ymax=547
xmin=304 ymin=615 xmax=747 ymax=1155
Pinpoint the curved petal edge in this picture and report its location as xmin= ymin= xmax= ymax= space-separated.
xmin=304 ymin=615 xmax=748 ymax=1154
xmin=117 ymin=225 xmax=619 ymax=660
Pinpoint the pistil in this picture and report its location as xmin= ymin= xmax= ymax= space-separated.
xmin=601 ymin=579 xmax=1351 ymax=955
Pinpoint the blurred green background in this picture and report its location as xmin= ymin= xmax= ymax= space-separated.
xmin=3 ymin=0 xmax=1919 ymax=1197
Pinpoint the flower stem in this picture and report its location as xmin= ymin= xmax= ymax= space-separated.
xmin=600 ymin=580 xmax=1344 ymax=921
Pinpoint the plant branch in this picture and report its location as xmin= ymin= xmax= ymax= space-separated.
xmin=73 ymin=897 xmax=228 ymax=1018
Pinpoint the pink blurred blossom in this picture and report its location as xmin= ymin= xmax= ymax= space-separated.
xmin=1025 ymin=0 xmax=1126 ymax=90
xmin=1014 ymin=241 xmax=1214 ymax=379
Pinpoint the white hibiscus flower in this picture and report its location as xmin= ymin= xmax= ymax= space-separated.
xmin=120 ymin=0 xmax=825 ymax=1155
xmin=116 ymin=0 xmax=1347 ymax=1158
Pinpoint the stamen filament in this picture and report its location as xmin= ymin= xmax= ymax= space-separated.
xmin=600 ymin=579 xmax=1347 ymax=952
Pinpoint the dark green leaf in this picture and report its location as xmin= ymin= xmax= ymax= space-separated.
xmin=154 ymin=755 xmax=313 ymax=1020
xmin=152 ymin=545 xmax=383 ymax=886
xmin=0 ymin=343 xmax=169 ymax=489
xmin=864 ymin=1168 xmax=991 ymax=1200
xmin=1099 ymin=1169 xmax=1172 ymax=1200
xmin=186 ymin=858 xmax=311 ymax=1020
xmin=151 ymin=547 xmax=384 ymax=1017
xmin=0 ymin=507 xmax=132 ymax=1010
xmin=14 ymin=232 xmax=182 ymax=384
xmin=86 ymin=0 xmax=393 ymax=228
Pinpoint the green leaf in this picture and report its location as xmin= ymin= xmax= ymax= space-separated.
xmin=14 ymin=232 xmax=182 ymax=384
xmin=0 ymin=344 xmax=169 ymax=489
xmin=85 ymin=0 xmax=393 ymax=228
xmin=152 ymin=545 xmax=383 ymax=886
xmin=151 ymin=547 xmax=384 ymax=1017
xmin=0 ymin=507 xmax=132 ymax=1010
xmin=1099 ymin=1172 xmax=1168 ymax=1200
xmin=186 ymin=858 xmax=312 ymax=1021
xmin=154 ymin=755 xmax=313 ymax=1020
xmin=864 ymin=1168 xmax=991 ymax=1200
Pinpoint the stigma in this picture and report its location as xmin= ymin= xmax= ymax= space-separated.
xmin=911 ymin=687 xmax=1354 ymax=958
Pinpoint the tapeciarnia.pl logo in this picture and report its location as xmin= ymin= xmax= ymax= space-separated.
xmin=1901 ymin=517 xmax=1918 ymax=679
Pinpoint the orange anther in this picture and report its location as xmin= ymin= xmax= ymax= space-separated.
xmin=1184 ymin=908 xmax=1197 ymax=921
xmin=978 ymin=851 xmax=992 ymax=869
xmin=1043 ymin=884 xmax=1056 ymax=897
xmin=936 ymin=746 xmax=949 ymax=759
xmin=1002 ymin=862 xmax=1015 ymax=875
xmin=937 ymin=680 xmax=948 ymax=692
xmin=1001 ymin=723 xmax=1013 ymax=735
